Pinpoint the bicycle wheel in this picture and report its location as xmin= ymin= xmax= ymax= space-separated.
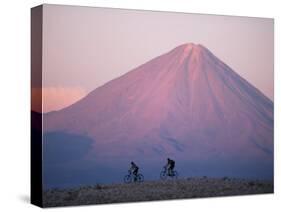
xmin=172 ymin=171 xmax=179 ymax=179
xmin=160 ymin=171 xmax=167 ymax=180
xmin=137 ymin=174 xmax=144 ymax=182
xmin=124 ymin=175 xmax=131 ymax=183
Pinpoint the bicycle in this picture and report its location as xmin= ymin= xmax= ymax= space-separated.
xmin=123 ymin=170 xmax=144 ymax=183
xmin=160 ymin=166 xmax=179 ymax=180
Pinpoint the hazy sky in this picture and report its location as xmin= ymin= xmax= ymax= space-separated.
xmin=41 ymin=4 xmax=273 ymax=112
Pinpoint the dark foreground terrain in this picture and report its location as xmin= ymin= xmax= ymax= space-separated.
xmin=43 ymin=177 xmax=273 ymax=207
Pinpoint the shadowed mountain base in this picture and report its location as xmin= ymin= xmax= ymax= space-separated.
xmin=43 ymin=178 xmax=273 ymax=207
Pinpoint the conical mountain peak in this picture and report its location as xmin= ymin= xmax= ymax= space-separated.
xmin=174 ymin=43 xmax=207 ymax=64
xmin=176 ymin=43 xmax=206 ymax=53
xmin=182 ymin=42 xmax=203 ymax=50
xmin=43 ymin=43 xmax=273 ymax=187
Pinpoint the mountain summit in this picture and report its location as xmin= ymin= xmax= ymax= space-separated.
xmin=43 ymin=43 xmax=273 ymax=188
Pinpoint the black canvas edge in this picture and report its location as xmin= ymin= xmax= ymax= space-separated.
xmin=31 ymin=5 xmax=43 ymax=208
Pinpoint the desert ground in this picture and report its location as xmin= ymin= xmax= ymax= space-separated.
xmin=43 ymin=177 xmax=273 ymax=207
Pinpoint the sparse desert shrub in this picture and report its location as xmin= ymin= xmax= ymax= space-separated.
xmin=248 ymin=181 xmax=255 ymax=187
xmin=257 ymin=183 xmax=263 ymax=187
xmin=222 ymin=176 xmax=229 ymax=181
xmin=64 ymin=190 xmax=78 ymax=201
xmin=95 ymin=183 xmax=103 ymax=190
xmin=191 ymin=194 xmax=198 ymax=198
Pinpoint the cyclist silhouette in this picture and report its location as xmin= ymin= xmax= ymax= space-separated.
xmin=165 ymin=158 xmax=175 ymax=176
xmin=130 ymin=162 xmax=139 ymax=181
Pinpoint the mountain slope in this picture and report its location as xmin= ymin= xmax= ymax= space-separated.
xmin=43 ymin=43 xmax=273 ymax=188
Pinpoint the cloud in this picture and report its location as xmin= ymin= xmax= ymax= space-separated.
xmin=32 ymin=87 xmax=87 ymax=113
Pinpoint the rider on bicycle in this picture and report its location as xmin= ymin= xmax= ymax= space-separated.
xmin=130 ymin=161 xmax=139 ymax=181
xmin=165 ymin=158 xmax=175 ymax=176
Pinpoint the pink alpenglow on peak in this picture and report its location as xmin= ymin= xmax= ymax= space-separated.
xmin=170 ymin=43 xmax=208 ymax=64
xmin=182 ymin=43 xmax=205 ymax=53
xmin=42 ymin=43 xmax=273 ymax=188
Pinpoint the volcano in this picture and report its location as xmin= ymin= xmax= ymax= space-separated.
xmin=42 ymin=43 xmax=273 ymax=189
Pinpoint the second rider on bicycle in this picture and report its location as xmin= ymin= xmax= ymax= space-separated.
xmin=165 ymin=158 xmax=175 ymax=176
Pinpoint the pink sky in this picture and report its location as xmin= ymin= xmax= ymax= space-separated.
xmin=32 ymin=87 xmax=87 ymax=113
xmin=37 ymin=4 xmax=273 ymax=112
